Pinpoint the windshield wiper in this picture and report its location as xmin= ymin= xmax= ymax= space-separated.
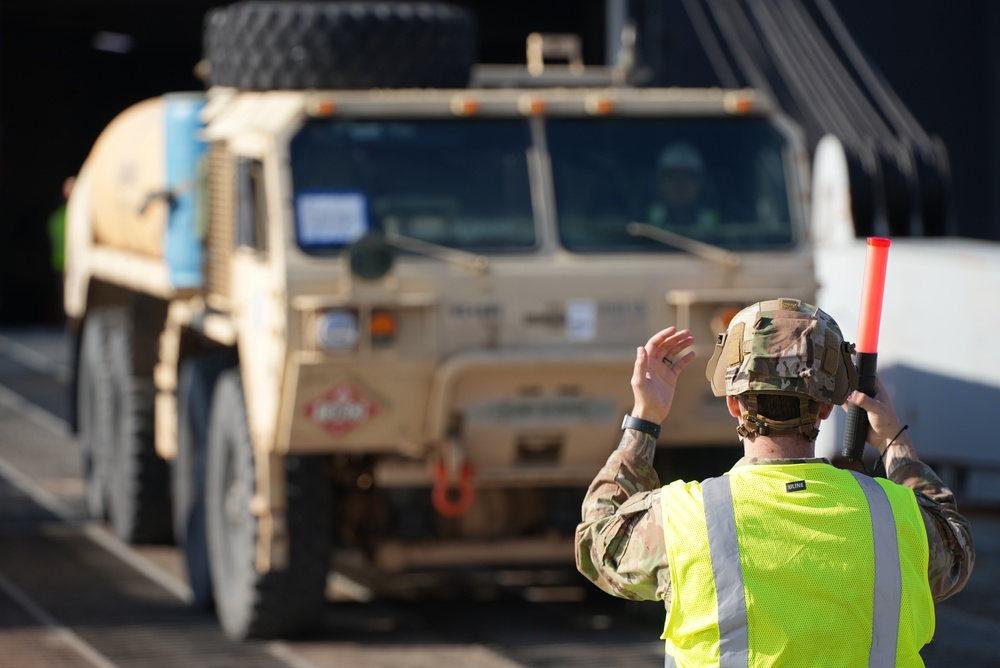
xmin=384 ymin=230 xmax=490 ymax=275
xmin=626 ymin=222 xmax=741 ymax=269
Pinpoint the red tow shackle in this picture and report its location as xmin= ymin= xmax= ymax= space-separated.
xmin=432 ymin=461 xmax=475 ymax=517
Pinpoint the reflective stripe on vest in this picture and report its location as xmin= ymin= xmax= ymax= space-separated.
xmin=703 ymin=477 xmax=749 ymax=668
xmin=850 ymin=471 xmax=902 ymax=667
xmin=689 ymin=472 xmax=902 ymax=668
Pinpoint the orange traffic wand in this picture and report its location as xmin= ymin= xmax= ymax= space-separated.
xmin=842 ymin=237 xmax=891 ymax=462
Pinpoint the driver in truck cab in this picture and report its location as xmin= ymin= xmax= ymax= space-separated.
xmin=646 ymin=141 xmax=721 ymax=231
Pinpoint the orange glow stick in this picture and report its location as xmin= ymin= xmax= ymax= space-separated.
xmin=842 ymin=237 xmax=891 ymax=461
xmin=855 ymin=237 xmax=891 ymax=354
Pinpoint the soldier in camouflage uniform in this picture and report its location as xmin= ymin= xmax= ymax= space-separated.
xmin=575 ymin=298 xmax=974 ymax=666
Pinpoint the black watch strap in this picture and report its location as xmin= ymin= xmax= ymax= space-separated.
xmin=621 ymin=414 xmax=661 ymax=439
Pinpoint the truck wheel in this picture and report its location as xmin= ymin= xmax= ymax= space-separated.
xmin=105 ymin=308 xmax=173 ymax=544
xmin=173 ymin=350 xmax=237 ymax=610
xmin=203 ymin=1 xmax=477 ymax=91
xmin=205 ymin=369 xmax=331 ymax=640
xmin=78 ymin=309 xmax=116 ymax=520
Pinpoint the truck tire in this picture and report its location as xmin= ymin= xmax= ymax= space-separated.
xmin=205 ymin=369 xmax=331 ymax=640
xmin=77 ymin=308 xmax=116 ymax=521
xmin=173 ymin=350 xmax=237 ymax=610
xmin=105 ymin=307 xmax=173 ymax=544
xmin=203 ymin=1 xmax=477 ymax=91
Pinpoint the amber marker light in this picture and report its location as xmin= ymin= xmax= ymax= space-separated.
xmin=313 ymin=99 xmax=336 ymax=117
xmin=370 ymin=310 xmax=398 ymax=344
xmin=724 ymin=93 xmax=754 ymax=114
xmin=710 ymin=304 xmax=743 ymax=335
xmin=451 ymin=97 xmax=479 ymax=116
xmin=518 ymin=96 xmax=547 ymax=115
xmin=586 ymin=96 xmax=614 ymax=115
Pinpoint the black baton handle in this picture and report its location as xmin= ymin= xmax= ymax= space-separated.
xmin=842 ymin=352 xmax=878 ymax=461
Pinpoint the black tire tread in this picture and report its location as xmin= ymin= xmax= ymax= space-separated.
xmin=207 ymin=369 xmax=331 ymax=640
xmin=174 ymin=349 xmax=238 ymax=610
xmin=203 ymin=1 xmax=477 ymax=90
xmin=77 ymin=308 xmax=117 ymax=521
xmin=106 ymin=305 xmax=173 ymax=544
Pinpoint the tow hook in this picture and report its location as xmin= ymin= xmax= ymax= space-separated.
xmin=431 ymin=440 xmax=475 ymax=517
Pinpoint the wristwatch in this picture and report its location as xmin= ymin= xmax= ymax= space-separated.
xmin=621 ymin=414 xmax=661 ymax=439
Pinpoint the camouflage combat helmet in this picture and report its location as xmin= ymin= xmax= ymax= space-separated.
xmin=705 ymin=298 xmax=858 ymax=439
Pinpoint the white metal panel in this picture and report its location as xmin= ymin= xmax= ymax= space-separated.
xmin=815 ymin=237 xmax=1000 ymax=498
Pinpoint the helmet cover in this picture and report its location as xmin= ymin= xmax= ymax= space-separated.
xmin=706 ymin=298 xmax=857 ymax=405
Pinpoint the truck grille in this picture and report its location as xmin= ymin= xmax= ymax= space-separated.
xmin=206 ymin=141 xmax=234 ymax=305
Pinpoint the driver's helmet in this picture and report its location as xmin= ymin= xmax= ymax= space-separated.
xmin=657 ymin=142 xmax=705 ymax=174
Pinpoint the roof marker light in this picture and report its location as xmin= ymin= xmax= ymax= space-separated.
xmin=725 ymin=93 xmax=754 ymax=114
xmin=313 ymin=99 xmax=336 ymax=117
xmin=586 ymin=96 xmax=614 ymax=115
xmin=518 ymin=96 xmax=547 ymax=115
xmin=451 ymin=97 xmax=479 ymax=116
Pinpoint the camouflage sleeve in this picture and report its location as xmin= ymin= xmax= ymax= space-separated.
xmin=575 ymin=431 xmax=672 ymax=603
xmin=884 ymin=436 xmax=975 ymax=602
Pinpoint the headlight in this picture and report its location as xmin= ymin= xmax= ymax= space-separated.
xmin=316 ymin=310 xmax=359 ymax=350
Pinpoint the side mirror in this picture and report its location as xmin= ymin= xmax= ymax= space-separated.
xmin=348 ymin=231 xmax=395 ymax=280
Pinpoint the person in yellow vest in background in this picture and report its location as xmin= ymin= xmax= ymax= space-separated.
xmin=575 ymin=298 xmax=974 ymax=667
xmin=47 ymin=176 xmax=75 ymax=273
xmin=46 ymin=176 xmax=75 ymax=321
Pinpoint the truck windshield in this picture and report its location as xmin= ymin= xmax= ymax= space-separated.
xmin=290 ymin=119 xmax=535 ymax=253
xmin=546 ymin=117 xmax=796 ymax=252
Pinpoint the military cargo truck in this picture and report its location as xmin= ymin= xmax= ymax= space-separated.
xmin=64 ymin=1 xmax=818 ymax=639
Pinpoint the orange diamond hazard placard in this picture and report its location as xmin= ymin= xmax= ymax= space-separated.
xmin=306 ymin=382 xmax=378 ymax=435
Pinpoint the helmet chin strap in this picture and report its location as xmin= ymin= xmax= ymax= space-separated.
xmin=736 ymin=395 xmax=821 ymax=441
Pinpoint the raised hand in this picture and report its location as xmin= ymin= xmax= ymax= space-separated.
xmin=630 ymin=326 xmax=696 ymax=425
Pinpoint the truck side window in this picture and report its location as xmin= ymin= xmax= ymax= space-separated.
xmin=236 ymin=158 xmax=268 ymax=253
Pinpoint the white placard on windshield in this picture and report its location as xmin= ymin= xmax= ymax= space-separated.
xmin=566 ymin=298 xmax=597 ymax=341
xmin=296 ymin=190 xmax=369 ymax=246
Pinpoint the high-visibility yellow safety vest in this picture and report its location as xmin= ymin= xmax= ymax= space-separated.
xmin=660 ymin=463 xmax=934 ymax=667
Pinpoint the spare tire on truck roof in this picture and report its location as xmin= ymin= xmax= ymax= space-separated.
xmin=203 ymin=1 xmax=478 ymax=91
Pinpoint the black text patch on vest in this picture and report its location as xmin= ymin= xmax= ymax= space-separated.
xmin=786 ymin=480 xmax=807 ymax=492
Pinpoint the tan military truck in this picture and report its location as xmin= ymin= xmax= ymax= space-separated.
xmin=64 ymin=1 xmax=817 ymax=640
